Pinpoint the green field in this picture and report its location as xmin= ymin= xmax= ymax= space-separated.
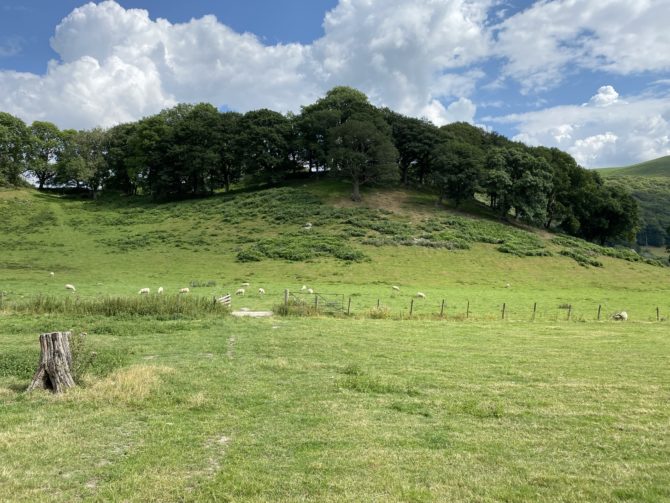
xmin=1 ymin=184 xmax=669 ymax=501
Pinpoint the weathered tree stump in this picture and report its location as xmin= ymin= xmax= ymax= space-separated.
xmin=27 ymin=331 xmax=76 ymax=393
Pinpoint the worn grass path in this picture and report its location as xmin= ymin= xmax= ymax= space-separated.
xmin=1 ymin=315 xmax=668 ymax=502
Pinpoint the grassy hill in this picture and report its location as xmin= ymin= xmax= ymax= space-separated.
xmin=1 ymin=183 xmax=669 ymax=501
xmin=598 ymin=157 xmax=670 ymax=246
xmin=597 ymin=155 xmax=670 ymax=177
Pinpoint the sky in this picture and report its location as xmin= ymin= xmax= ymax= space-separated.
xmin=1 ymin=0 xmax=669 ymax=168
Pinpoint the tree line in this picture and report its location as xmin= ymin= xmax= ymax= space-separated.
xmin=0 ymin=86 xmax=638 ymax=244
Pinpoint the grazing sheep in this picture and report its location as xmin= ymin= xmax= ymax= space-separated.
xmin=138 ymin=288 xmax=150 ymax=295
xmin=416 ymin=292 xmax=426 ymax=299
xmin=49 ymin=272 xmax=55 ymax=278
xmin=303 ymin=222 xmax=312 ymax=230
xmin=258 ymin=288 xmax=266 ymax=295
xmin=301 ymin=285 xmax=307 ymax=291
xmin=65 ymin=284 xmax=76 ymax=292
xmin=157 ymin=287 xmax=164 ymax=295
xmin=235 ymin=288 xmax=245 ymax=296
xmin=179 ymin=287 xmax=190 ymax=294
xmin=505 ymin=283 xmax=511 ymax=288
xmin=613 ymin=311 xmax=628 ymax=321
xmin=307 ymin=288 xmax=314 ymax=294
xmin=392 ymin=285 xmax=400 ymax=291
xmin=241 ymin=282 xmax=250 ymax=287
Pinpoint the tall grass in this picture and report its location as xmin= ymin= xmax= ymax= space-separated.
xmin=6 ymin=294 xmax=229 ymax=318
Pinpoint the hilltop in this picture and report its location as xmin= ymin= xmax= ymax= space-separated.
xmin=598 ymin=155 xmax=670 ymax=177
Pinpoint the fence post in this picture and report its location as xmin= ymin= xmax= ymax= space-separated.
xmin=347 ymin=297 xmax=351 ymax=315
xmin=657 ymin=307 xmax=660 ymax=321
xmin=532 ymin=302 xmax=537 ymax=321
xmin=284 ymin=289 xmax=289 ymax=307
xmin=567 ymin=304 xmax=572 ymax=321
xmin=502 ymin=303 xmax=506 ymax=320
xmin=440 ymin=299 xmax=445 ymax=318
xmin=410 ymin=299 xmax=414 ymax=317
xmin=466 ymin=300 xmax=470 ymax=319
xmin=377 ymin=298 xmax=380 ymax=309
xmin=597 ymin=304 xmax=602 ymax=321
xmin=314 ymin=295 xmax=318 ymax=311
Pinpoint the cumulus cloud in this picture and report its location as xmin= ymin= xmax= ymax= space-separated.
xmin=494 ymin=0 xmax=670 ymax=92
xmin=488 ymin=86 xmax=670 ymax=167
xmin=0 ymin=0 xmax=491 ymax=129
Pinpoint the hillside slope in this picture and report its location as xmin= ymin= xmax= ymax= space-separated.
xmin=598 ymin=155 xmax=670 ymax=177
xmin=1 ymin=183 xmax=668 ymax=319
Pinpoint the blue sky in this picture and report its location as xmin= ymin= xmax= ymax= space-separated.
xmin=1 ymin=0 xmax=669 ymax=168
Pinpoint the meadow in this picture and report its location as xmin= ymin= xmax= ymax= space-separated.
xmin=1 ymin=183 xmax=669 ymax=501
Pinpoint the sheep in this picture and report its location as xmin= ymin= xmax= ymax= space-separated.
xmin=613 ymin=311 xmax=628 ymax=321
xmin=241 ymin=282 xmax=250 ymax=287
xmin=303 ymin=222 xmax=313 ymax=230
xmin=392 ymin=285 xmax=400 ymax=291
xmin=65 ymin=284 xmax=76 ymax=292
xmin=307 ymin=288 xmax=314 ymax=294
xmin=416 ymin=292 xmax=426 ymax=299
xmin=235 ymin=288 xmax=245 ymax=296
xmin=49 ymin=272 xmax=55 ymax=278
xmin=157 ymin=287 xmax=164 ymax=295
xmin=301 ymin=285 xmax=307 ymax=291
xmin=258 ymin=287 xmax=266 ymax=295
xmin=138 ymin=288 xmax=150 ymax=295
xmin=505 ymin=283 xmax=511 ymax=288
xmin=179 ymin=287 xmax=190 ymax=294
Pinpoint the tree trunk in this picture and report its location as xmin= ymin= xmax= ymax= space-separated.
xmin=27 ymin=332 xmax=76 ymax=393
xmin=351 ymin=179 xmax=362 ymax=202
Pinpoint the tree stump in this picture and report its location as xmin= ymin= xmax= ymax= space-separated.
xmin=27 ymin=331 xmax=76 ymax=393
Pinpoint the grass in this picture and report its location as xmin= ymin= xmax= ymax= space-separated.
xmin=1 ymin=182 xmax=670 ymax=501
xmin=597 ymin=155 xmax=670 ymax=177
xmin=1 ymin=316 xmax=668 ymax=501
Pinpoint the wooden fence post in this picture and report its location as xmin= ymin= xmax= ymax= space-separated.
xmin=532 ymin=302 xmax=537 ymax=321
xmin=597 ymin=304 xmax=602 ymax=321
xmin=466 ymin=301 xmax=470 ymax=319
xmin=410 ymin=299 xmax=414 ymax=317
xmin=440 ymin=299 xmax=445 ymax=318
xmin=347 ymin=297 xmax=351 ymax=315
xmin=502 ymin=303 xmax=506 ymax=320
xmin=284 ymin=289 xmax=289 ymax=306
xmin=567 ymin=304 xmax=572 ymax=321
xmin=657 ymin=307 xmax=660 ymax=321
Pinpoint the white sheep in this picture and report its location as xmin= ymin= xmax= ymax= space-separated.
xmin=303 ymin=222 xmax=313 ymax=230
xmin=258 ymin=288 xmax=266 ymax=295
xmin=157 ymin=287 xmax=164 ymax=295
xmin=241 ymin=282 xmax=250 ymax=287
xmin=138 ymin=288 xmax=150 ymax=295
xmin=179 ymin=287 xmax=190 ymax=294
xmin=505 ymin=283 xmax=511 ymax=288
xmin=307 ymin=288 xmax=314 ymax=294
xmin=235 ymin=288 xmax=245 ymax=296
xmin=49 ymin=272 xmax=55 ymax=278
xmin=613 ymin=311 xmax=628 ymax=321
xmin=416 ymin=292 xmax=426 ymax=299
xmin=301 ymin=285 xmax=307 ymax=291
xmin=65 ymin=284 xmax=76 ymax=292
xmin=392 ymin=285 xmax=400 ymax=291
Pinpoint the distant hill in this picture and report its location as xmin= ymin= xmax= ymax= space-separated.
xmin=598 ymin=155 xmax=670 ymax=177
xmin=597 ymin=157 xmax=670 ymax=246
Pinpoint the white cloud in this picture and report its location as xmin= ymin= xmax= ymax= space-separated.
xmin=0 ymin=0 xmax=492 ymax=129
xmin=494 ymin=0 xmax=670 ymax=92
xmin=489 ymin=86 xmax=670 ymax=168
xmin=587 ymin=85 xmax=619 ymax=107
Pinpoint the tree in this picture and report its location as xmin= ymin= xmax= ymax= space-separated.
xmin=26 ymin=121 xmax=63 ymax=189
xmin=385 ymin=111 xmax=439 ymax=186
xmin=237 ymin=109 xmax=292 ymax=184
xmin=328 ymin=113 xmax=399 ymax=201
xmin=429 ymin=140 xmax=483 ymax=206
xmin=216 ymin=111 xmax=243 ymax=191
xmin=572 ymin=184 xmax=639 ymax=244
xmin=0 ymin=112 xmax=30 ymax=186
